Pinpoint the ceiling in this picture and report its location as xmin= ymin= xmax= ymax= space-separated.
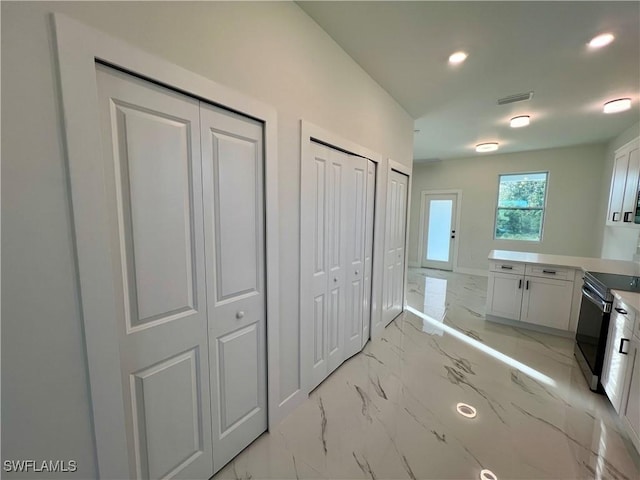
xmin=298 ymin=1 xmax=640 ymax=162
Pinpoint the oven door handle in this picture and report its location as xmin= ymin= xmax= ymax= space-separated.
xmin=581 ymin=286 xmax=611 ymax=313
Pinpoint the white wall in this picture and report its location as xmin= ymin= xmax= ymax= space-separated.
xmin=598 ymin=121 xmax=640 ymax=261
xmin=1 ymin=2 xmax=413 ymax=477
xmin=409 ymin=144 xmax=607 ymax=273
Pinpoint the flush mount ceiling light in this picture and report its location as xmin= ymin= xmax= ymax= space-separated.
xmin=480 ymin=469 xmax=498 ymax=480
xmin=510 ymin=115 xmax=530 ymax=128
xmin=449 ymin=51 xmax=468 ymax=64
xmin=603 ymin=98 xmax=632 ymax=114
xmin=589 ymin=33 xmax=615 ymax=48
xmin=456 ymin=402 xmax=477 ymax=418
xmin=475 ymin=142 xmax=499 ymax=153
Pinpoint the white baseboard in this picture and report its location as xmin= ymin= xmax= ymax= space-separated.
xmin=453 ymin=266 xmax=488 ymax=277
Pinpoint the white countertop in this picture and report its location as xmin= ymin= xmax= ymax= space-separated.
xmin=489 ymin=250 xmax=640 ymax=276
xmin=613 ymin=290 xmax=640 ymax=312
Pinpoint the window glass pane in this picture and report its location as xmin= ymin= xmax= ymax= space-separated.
xmin=497 ymin=173 xmax=547 ymax=208
xmin=495 ymin=209 xmax=543 ymax=240
xmin=495 ymin=172 xmax=547 ymax=241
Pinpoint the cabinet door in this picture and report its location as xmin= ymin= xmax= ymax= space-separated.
xmin=608 ymin=151 xmax=630 ymax=223
xmin=622 ymin=338 xmax=640 ymax=454
xmin=601 ymin=311 xmax=633 ymax=413
xmin=487 ymin=272 xmax=524 ymax=320
xmin=621 ymin=145 xmax=640 ymax=223
xmin=521 ymin=276 xmax=573 ymax=330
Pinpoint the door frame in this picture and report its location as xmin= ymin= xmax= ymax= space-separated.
xmin=299 ymin=120 xmax=382 ymax=393
xmin=53 ymin=14 xmax=286 ymax=478
xmin=417 ymin=189 xmax=462 ymax=272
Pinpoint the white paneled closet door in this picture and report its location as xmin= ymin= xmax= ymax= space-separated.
xmin=200 ymin=104 xmax=267 ymax=470
xmin=382 ymin=169 xmax=409 ymax=327
xmin=303 ymin=143 xmax=348 ymax=390
xmin=361 ymin=160 xmax=376 ymax=346
xmin=344 ymin=155 xmax=373 ymax=358
xmin=302 ymin=142 xmax=375 ymax=391
xmin=96 ymin=65 xmax=214 ymax=479
xmin=96 ymin=65 xmax=266 ymax=478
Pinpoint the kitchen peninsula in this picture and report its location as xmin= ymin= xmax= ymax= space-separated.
xmin=486 ymin=249 xmax=639 ymax=335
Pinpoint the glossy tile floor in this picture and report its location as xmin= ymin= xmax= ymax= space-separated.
xmin=215 ymin=268 xmax=640 ymax=479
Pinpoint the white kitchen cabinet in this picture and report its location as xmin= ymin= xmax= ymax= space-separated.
xmin=521 ymin=276 xmax=573 ymax=330
xmin=602 ymin=301 xmax=635 ymax=413
xmin=621 ymin=335 xmax=640 ymax=453
xmin=487 ymin=271 xmax=524 ymax=320
xmin=486 ymin=261 xmax=575 ymax=332
xmin=606 ymin=137 xmax=640 ymax=226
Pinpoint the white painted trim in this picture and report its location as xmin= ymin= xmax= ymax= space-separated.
xmin=454 ymin=266 xmax=489 ymax=277
xmin=53 ymin=14 xmax=284 ymax=478
xmin=299 ymin=120 xmax=384 ymax=393
xmin=417 ymin=189 xmax=463 ymax=271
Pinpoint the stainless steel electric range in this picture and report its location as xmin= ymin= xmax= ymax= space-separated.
xmin=575 ymin=271 xmax=640 ymax=392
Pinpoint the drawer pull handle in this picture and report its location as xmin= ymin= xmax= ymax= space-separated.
xmin=614 ymin=307 xmax=628 ymax=315
xmin=619 ymin=338 xmax=630 ymax=355
xmin=542 ymin=269 xmax=556 ymax=275
xmin=500 ymin=265 xmax=513 ymax=270
xmin=623 ymin=212 xmax=633 ymax=223
xmin=612 ymin=212 xmax=620 ymax=222
xmin=525 ymin=280 xmax=530 ymax=290
xmin=518 ymin=279 xmax=522 ymax=289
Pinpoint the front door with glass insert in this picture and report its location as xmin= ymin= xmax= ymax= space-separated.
xmin=421 ymin=193 xmax=457 ymax=270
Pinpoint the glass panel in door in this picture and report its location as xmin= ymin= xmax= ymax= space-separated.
xmin=421 ymin=193 xmax=457 ymax=270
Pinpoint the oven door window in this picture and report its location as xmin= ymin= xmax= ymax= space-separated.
xmin=576 ymin=294 xmax=607 ymax=373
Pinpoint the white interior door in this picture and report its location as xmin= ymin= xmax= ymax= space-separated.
xmin=344 ymin=155 xmax=369 ymax=359
xmin=301 ymin=143 xmax=376 ymax=391
xmin=200 ymin=104 xmax=267 ymax=470
xmin=302 ymin=142 xmax=348 ymax=390
xmin=96 ymin=65 xmax=214 ymax=479
xmin=420 ymin=193 xmax=457 ymax=270
xmin=382 ymin=169 xmax=409 ymax=327
xmin=361 ymin=160 xmax=376 ymax=347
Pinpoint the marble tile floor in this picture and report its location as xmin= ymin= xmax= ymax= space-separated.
xmin=214 ymin=268 xmax=640 ymax=480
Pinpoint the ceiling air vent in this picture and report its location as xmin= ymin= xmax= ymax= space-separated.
xmin=497 ymin=91 xmax=534 ymax=105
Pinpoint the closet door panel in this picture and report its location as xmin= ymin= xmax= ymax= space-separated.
xmin=345 ymin=155 xmax=368 ymax=358
xmin=326 ymin=150 xmax=348 ymax=374
xmin=96 ymin=65 xmax=214 ymax=480
xmin=200 ymin=103 xmax=267 ymax=471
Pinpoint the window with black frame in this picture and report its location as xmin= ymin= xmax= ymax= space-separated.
xmin=494 ymin=172 xmax=548 ymax=241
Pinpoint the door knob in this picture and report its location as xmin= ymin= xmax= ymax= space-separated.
xmin=236 ymin=311 xmax=245 ymax=319
xmin=355 ymin=270 xmax=359 ymax=275
xmin=334 ymin=278 xmax=338 ymax=282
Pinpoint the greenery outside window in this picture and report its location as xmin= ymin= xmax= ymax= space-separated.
xmin=495 ymin=172 xmax=548 ymax=241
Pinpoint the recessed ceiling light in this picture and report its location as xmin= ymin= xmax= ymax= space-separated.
xmin=589 ymin=33 xmax=615 ymax=48
xmin=456 ymin=402 xmax=477 ymax=418
xmin=603 ymin=98 xmax=631 ymax=114
xmin=480 ymin=469 xmax=498 ymax=480
xmin=476 ymin=142 xmax=499 ymax=153
xmin=449 ymin=51 xmax=468 ymax=64
xmin=510 ymin=116 xmax=530 ymax=128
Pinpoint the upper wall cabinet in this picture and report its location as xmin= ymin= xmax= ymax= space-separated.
xmin=607 ymin=137 xmax=640 ymax=227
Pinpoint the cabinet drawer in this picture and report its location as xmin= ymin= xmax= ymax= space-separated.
xmin=613 ymin=298 xmax=637 ymax=334
xmin=525 ymin=264 xmax=575 ymax=281
xmin=490 ymin=261 xmax=525 ymax=274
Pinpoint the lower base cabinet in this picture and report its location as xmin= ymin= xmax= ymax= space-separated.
xmin=621 ymin=337 xmax=640 ymax=453
xmin=486 ymin=261 xmax=575 ymax=332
